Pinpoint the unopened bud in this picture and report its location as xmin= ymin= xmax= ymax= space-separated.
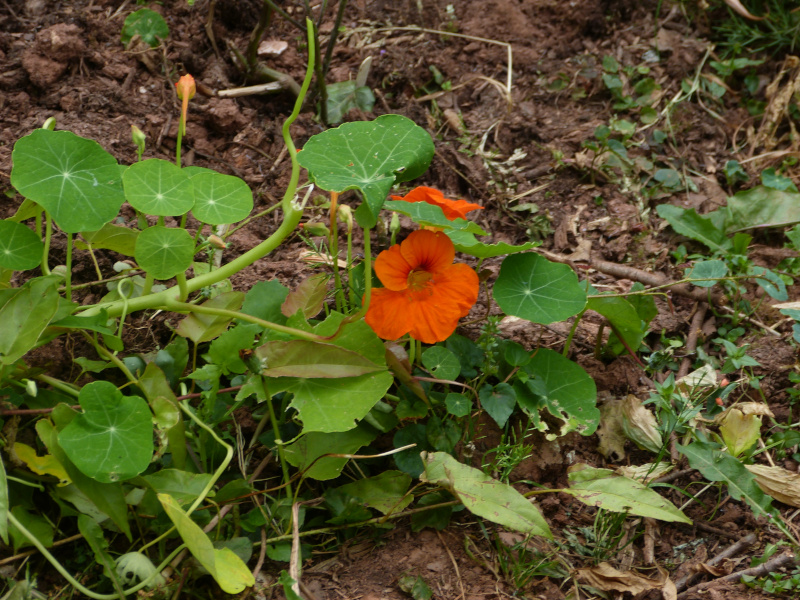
xmin=389 ymin=211 xmax=400 ymax=234
xmin=300 ymin=221 xmax=330 ymax=237
xmin=175 ymin=74 xmax=196 ymax=101
xmin=42 ymin=117 xmax=56 ymax=131
xmin=131 ymin=125 xmax=146 ymax=161
xmin=338 ymin=204 xmax=353 ymax=232
xmin=207 ymin=234 xmax=227 ymax=249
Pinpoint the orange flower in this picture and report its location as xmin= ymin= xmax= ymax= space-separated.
xmin=391 ymin=186 xmax=483 ymax=221
xmin=365 ymin=229 xmax=479 ymax=344
xmin=175 ymin=74 xmax=195 ymax=135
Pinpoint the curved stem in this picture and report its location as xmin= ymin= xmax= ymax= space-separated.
xmin=329 ymin=192 xmax=343 ymax=311
xmin=64 ymin=233 xmax=72 ymax=302
xmin=41 ymin=212 xmax=52 ymax=276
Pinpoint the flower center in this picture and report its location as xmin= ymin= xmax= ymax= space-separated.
xmin=407 ymin=268 xmax=433 ymax=291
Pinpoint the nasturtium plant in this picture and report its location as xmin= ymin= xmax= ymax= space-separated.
xmin=134 ymin=225 xmax=195 ymax=279
xmin=190 ymin=171 xmax=253 ymax=225
xmin=10 ymin=129 xmax=126 ymax=233
xmin=0 ymin=220 xmax=43 ymax=270
xmin=120 ymin=8 xmax=170 ymax=48
xmin=123 ymin=159 xmax=194 ymax=216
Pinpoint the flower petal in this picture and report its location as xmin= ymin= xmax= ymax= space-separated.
xmin=400 ymin=229 xmax=454 ymax=274
xmin=391 ymin=186 xmax=483 ymax=221
xmin=374 ymin=243 xmax=412 ymax=291
xmin=432 ymin=263 xmax=480 ymax=317
xmin=364 ymin=288 xmax=413 ymax=340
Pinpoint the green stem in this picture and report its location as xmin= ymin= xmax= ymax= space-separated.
xmin=41 ymin=212 xmax=52 ymax=276
xmin=82 ymin=332 xmax=138 ymax=385
xmin=34 ymin=374 xmax=79 ymax=398
xmin=563 ymin=309 xmax=586 ymax=356
xmin=329 ymin=192 xmax=343 ymax=311
xmin=175 ymin=118 xmax=183 ymax=168
xmin=260 ymin=377 xmax=293 ymax=502
xmin=64 ymin=232 xmax=72 ymax=302
xmin=176 ymin=273 xmax=189 ymax=302
xmin=6 ymin=510 xmax=185 ymax=600
xmin=346 ymin=222 xmax=354 ymax=308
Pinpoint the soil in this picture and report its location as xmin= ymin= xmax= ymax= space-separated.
xmin=1 ymin=1 xmax=799 ymax=599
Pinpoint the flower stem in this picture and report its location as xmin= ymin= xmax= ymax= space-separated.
xmin=329 ymin=191 xmax=344 ymax=312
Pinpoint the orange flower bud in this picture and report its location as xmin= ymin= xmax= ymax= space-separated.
xmin=175 ymin=74 xmax=196 ymax=101
xmin=720 ymin=378 xmax=730 ymax=387
xmin=715 ymin=397 xmax=724 ymax=406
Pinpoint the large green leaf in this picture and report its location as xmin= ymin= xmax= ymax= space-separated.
xmin=77 ymin=223 xmax=139 ymax=256
xmin=135 ymin=225 xmax=195 ymax=280
xmin=190 ymin=172 xmax=253 ymax=225
xmin=123 ymin=159 xmax=194 ymax=216
xmin=37 ymin=419 xmax=132 ymax=539
xmin=519 ymin=348 xmax=599 ymax=436
xmin=678 ymin=440 xmax=774 ymax=517
xmin=159 ymin=494 xmax=255 ymax=594
xmin=383 ymin=200 xmax=487 ymax=235
xmin=0 ymin=276 xmax=60 ymax=365
xmin=421 ymin=452 xmax=552 ymax=538
xmin=10 ymin=129 xmax=125 ymax=233
xmin=0 ymin=220 xmax=43 ymax=270
xmin=273 ymin=371 xmax=394 ymax=433
xmin=725 ymin=186 xmax=800 ymax=232
xmin=565 ymin=465 xmax=690 ymax=523
xmin=656 ymin=205 xmax=730 ymax=253
xmin=256 ymin=340 xmax=384 ymax=378
xmin=336 ymin=471 xmax=413 ymax=514
xmin=59 ymin=381 xmax=154 ymax=483
xmin=586 ymin=292 xmax=647 ymax=355
xmin=685 ymin=260 xmax=728 ymax=287
xmin=284 ymin=424 xmax=377 ymax=480
xmin=297 ymin=115 xmax=435 ymax=228
xmin=493 ymin=253 xmax=587 ymax=324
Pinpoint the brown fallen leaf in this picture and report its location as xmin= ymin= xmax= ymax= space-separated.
xmin=745 ymin=464 xmax=800 ymax=507
xmin=575 ymin=562 xmax=676 ymax=599
xmin=723 ymin=0 xmax=767 ymax=21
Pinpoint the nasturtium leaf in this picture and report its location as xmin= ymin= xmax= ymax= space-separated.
xmin=565 ymin=465 xmax=691 ymax=523
xmin=678 ymin=440 xmax=774 ymax=517
xmin=421 ymin=452 xmax=552 ymax=538
xmin=59 ymin=381 xmax=154 ymax=483
xmin=0 ymin=276 xmax=60 ymax=365
xmin=479 ymin=383 xmax=516 ymax=428
xmin=158 ymin=494 xmax=255 ymax=593
xmin=273 ymin=371 xmax=394 ymax=433
xmin=446 ymin=230 xmax=538 ymax=258
xmin=493 ymin=253 xmax=587 ymax=324
xmin=135 ymin=225 xmax=194 ymax=280
xmin=445 ymin=393 xmax=472 ymax=418
xmin=421 ymin=346 xmax=460 ymax=381
xmin=0 ymin=221 xmax=42 ymax=270
xmin=191 ymin=172 xmax=253 ymax=225
xmin=685 ymin=260 xmax=728 ymax=288
xmin=751 ymin=266 xmax=788 ymax=301
xmin=284 ymin=424 xmax=377 ymax=480
xmin=123 ymin=159 xmax=194 ymax=216
xmin=77 ymin=224 xmax=139 ymax=256
xmin=255 ymin=340 xmax=384 ymax=378
xmin=336 ymin=471 xmax=413 ymax=514
xmin=383 ymin=200 xmax=487 ymax=235
xmin=120 ymin=8 xmax=169 ymax=47
xmin=11 ymin=129 xmax=125 ymax=233
xmin=519 ymin=348 xmax=599 ymax=436
xmin=297 ymin=114 xmax=435 ymax=228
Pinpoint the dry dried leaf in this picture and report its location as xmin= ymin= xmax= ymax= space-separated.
xmin=620 ymin=394 xmax=663 ymax=454
xmin=257 ymin=40 xmax=288 ymax=57
xmin=745 ymin=464 xmax=800 ymax=507
xmin=575 ymin=562 xmax=676 ymax=599
xmin=719 ymin=408 xmax=762 ymax=457
xmin=616 ymin=462 xmax=673 ymax=482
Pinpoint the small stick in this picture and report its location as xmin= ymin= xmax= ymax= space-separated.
xmin=674 ymin=532 xmax=757 ymax=591
xmin=436 ymin=530 xmax=466 ymax=600
xmin=217 ymin=82 xmax=283 ymax=97
xmin=694 ymin=521 xmax=739 ymax=540
xmin=677 ymin=552 xmax=797 ymax=599
xmin=652 ymin=467 xmax=694 ymax=485
xmin=677 ymin=303 xmax=707 ymax=380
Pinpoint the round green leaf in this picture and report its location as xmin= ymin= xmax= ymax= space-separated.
xmin=445 ymin=393 xmax=472 ymax=418
xmin=123 ymin=159 xmax=194 ymax=216
xmin=493 ymin=253 xmax=587 ymax=324
xmin=135 ymin=226 xmax=194 ymax=279
xmin=10 ymin=129 xmax=125 ymax=233
xmin=685 ymin=259 xmax=728 ymax=288
xmin=297 ymin=114 xmax=434 ymax=228
xmin=0 ymin=221 xmax=43 ymax=270
xmin=421 ymin=346 xmax=460 ymax=381
xmin=191 ymin=172 xmax=253 ymax=225
xmin=120 ymin=8 xmax=169 ymax=48
xmin=58 ymin=381 xmax=153 ymax=483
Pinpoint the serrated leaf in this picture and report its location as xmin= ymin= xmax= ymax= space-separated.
xmin=11 ymin=129 xmax=125 ymax=233
xmin=297 ymin=115 xmax=435 ymax=228
xmin=656 ymin=205 xmax=730 ymax=252
xmin=493 ymin=253 xmax=587 ymax=324
xmin=59 ymin=381 xmax=154 ymax=483
xmin=421 ymin=451 xmax=552 ymax=538
xmin=565 ymin=465 xmax=690 ymax=523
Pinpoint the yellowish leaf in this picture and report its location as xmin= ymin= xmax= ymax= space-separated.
xmin=13 ymin=442 xmax=70 ymax=486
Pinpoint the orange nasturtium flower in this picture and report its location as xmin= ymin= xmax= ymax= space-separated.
xmin=391 ymin=186 xmax=483 ymax=221
xmin=175 ymin=74 xmax=196 ymax=135
xmin=365 ymin=229 xmax=479 ymax=344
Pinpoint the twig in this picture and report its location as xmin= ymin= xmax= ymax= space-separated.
xmin=677 ymin=303 xmax=707 ymax=380
xmin=0 ymin=534 xmax=84 ymax=566
xmin=693 ymin=521 xmax=739 ymax=540
xmin=652 ymin=468 xmax=694 ymax=485
xmin=217 ymin=82 xmax=283 ymax=97
xmin=252 ymin=528 xmax=267 ymax=580
xmin=674 ymin=532 xmax=757 ymax=591
xmin=677 ymin=551 xmax=797 ymax=599
xmin=437 ymin=531 xmax=466 ymax=600
xmin=289 ymin=502 xmax=302 ymax=596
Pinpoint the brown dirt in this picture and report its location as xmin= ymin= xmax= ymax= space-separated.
xmin=1 ymin=1 xmax=799 ymax=599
